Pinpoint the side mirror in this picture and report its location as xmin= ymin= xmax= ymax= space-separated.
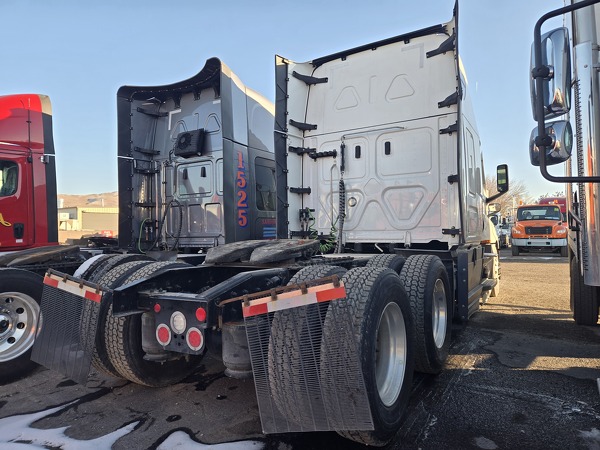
xmin=529 ymin=120 xmax=573 ymax=166
xmin=530 ymin=27 xmax=571 ymax=120
xmin=496 ymin=164 xmax=509 ymax=193
xmin=488 ymin=202 xmax=501 ymax=213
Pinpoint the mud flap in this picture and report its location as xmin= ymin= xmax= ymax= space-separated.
xmin=31 ymin=271 xmax=106 ymax=384
xmin=242 ymin=279 xmax=373 ymax=433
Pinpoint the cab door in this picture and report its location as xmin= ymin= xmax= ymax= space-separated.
xmin=0 ymin=155 xmax=34 ymax=250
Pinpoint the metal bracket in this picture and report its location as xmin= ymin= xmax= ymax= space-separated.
xmin=309 ymin=150 xmax=337 ymax=160
xmin=438 ymin=91 xmax=459 ymax=108
xmin=440 ymin=123 xmax=458 ymax=135
xmin=426 ymin=31 xmax=455 ymax=58
xmin=289 ymin=119 xmax=317 ymax=131
xmin=136 ymin=107 xmax=168 ymax=118
xmin=292 ymin=71 xmax=329 ymax=85
xmin=289 ymin=187 xmax=311 ymax=194
xmin=442 ymin=228 xmax=460 ymax=236
xmin=289 ymin=146 xmax=316 ymax=155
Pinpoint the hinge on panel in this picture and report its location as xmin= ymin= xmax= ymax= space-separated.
xmin=447 ymin=174 xmax=459 ymax=184
xmin=289 ymin=119 xmax=317 ymax=131
xmin=134 ymin=146 xmax=160 ymax=156
xmin=308 ymin=150 xmax=337 ymax=160
xmin=289 ymin=146 xmax=316 ymax=155
xmin=292 ymin=71 xmax=329 ymax=85
xmin=136 ymin=107 xmax=168 ymax=118
xmin=426 ymin=31 xmax=456 ymax=58
xmin=440 ymin=123 xmax=458 ymax=135
xmin=289 ymin=187 xmax=311 ymax=194
xmin=442 ymin=228 xmax=460 ymax=236
xmin=438 ymin=91 xmax=459 ymax=108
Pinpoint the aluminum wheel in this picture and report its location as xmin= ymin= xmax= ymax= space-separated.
xmin=376 ymin=302 xmax=407 ymax=407
xmin=432 ymin=278 xmax=447 ymax=349
xmin=0 ymin=291 xmax=41 ymax=362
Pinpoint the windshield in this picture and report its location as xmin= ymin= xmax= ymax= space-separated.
xmin=517 ymin=206 xmax=561 ymax=221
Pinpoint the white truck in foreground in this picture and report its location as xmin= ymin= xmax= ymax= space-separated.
xmin=529 ymin=0 xmax=600 ymax=325
xmin=35 ymin=5 xmax=507 ymax=446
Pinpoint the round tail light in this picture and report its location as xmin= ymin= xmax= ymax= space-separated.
xmin=156 ymin=323 xmax=171 ymax=346
xmin=186 ymin=327 xmax=204 ymax=351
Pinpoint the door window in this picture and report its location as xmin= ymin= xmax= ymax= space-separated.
xmin=255 ymin=160 xmax=276 ymax=211
xmin=0 ymin=161 xmax=18 ymax=197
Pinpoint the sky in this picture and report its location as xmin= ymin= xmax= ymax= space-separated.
xmin=1 ymin=0 xmax=567 ymax=199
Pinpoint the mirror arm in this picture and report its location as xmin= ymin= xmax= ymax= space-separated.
xmin=534 ymin=0 xmax=600 ymax=183
xmin=486 ymin=191 xmax=507 ymax=203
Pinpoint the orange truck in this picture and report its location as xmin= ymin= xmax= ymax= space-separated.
xmin=510 ymin=201 xmax=568 ymax=256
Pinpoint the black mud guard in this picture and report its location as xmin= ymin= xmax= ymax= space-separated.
xmin=249 ymin=239 xmax=320 ymax=264
xmin=205 ymin=240 xmax=272 ymax=264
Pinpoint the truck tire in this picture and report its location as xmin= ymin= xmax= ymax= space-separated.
xmin=571 ymin=257 xmax=599 ymax=325
xmin=82 ymin=260 xmax=152 ymax=378
xmin=73 ymin=253 xmax=115 ymax=279
xmin=366 ymin=254 xmax=406 ymax=274
xmin=399 ymin=255 xmax=452 ymax=374
xmin=87 ymin=254 xmax=153 ymax=284
xmin=328 ymin=267 xmax=414 ymax=446
xmin=512 ymin=245 xmax=519 ymax=256
xmin=560 ymin=246 xmax=568 ymax=257
xmin=104 ymin=261 xmax=203 ymax=387
xmin=0 ymin=269 xmax=43 ymax=382
xmin=268 ymin=264 xmax=347 ymax=427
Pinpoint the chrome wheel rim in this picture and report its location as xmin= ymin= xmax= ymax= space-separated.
xmin=375 ymin=302 xmax=407 ymax=407
xmin=432 ymin=279 xmax=447 ymax=349
xmin=0 ymin=291 xmax=40 ymax=362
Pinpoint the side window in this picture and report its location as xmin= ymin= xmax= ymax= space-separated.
xmin=177 ymin=163 xmax=212 ymax=196
xmin=465 ymin=129 xmax=476 ymax=194
xmin=0 ymin=161 xmax=18 ymax=197
xmin=255 ymin=159 xmax=276 ymax=211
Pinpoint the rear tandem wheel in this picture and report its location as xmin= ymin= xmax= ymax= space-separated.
xmin=328 ymin=267 xmax=414 ymax=447
xmin=104 ymin=261 xmax=204 ymax=387
xmin=268 ymin=264 xmax=348 ymax=427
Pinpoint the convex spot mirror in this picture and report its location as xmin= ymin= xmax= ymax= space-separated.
xmin=530 ymin=27 xmax=571 ymax=120
xmin=529 ymin=120 xmax=573 ymax=166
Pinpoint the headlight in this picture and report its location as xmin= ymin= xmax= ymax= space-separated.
xmin=556 ymin=228 xmax=567 ymax=235
xmin=512 ymin=229 xmax=522 ymax=235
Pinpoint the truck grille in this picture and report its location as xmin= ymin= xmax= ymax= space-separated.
xmin=525 ymin=226 xmax=552 ymax=235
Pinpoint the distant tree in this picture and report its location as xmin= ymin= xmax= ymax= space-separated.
xmin=536 ymin=190 xmax=565 ymax=202
xmin=485 ymin=176 xmax=532 ymax=218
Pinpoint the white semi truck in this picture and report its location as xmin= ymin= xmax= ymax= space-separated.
xmin=529 ymin=0 xmax=600 ymax=325
xmin=34 ymin=4 xmax=507 ymax=446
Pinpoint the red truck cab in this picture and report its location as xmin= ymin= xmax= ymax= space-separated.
xmin=0 ymin=94 xmax=57 ymax=251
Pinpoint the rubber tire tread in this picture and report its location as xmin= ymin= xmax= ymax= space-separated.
xmin=0 ymin=269 xmax=43 ymax=382
xmin=334 ymin=267 xmax=414 ymax=447
xmin=268 ymin=264 xmax=347 ymax=427
xmin=366 ymin=254 xmax=406 ymax=274
xmin=87 ymin=254 xmax=152 ymax=284
xmin=83 ymin=260 xmax=152 ymax=377
xmin=104 ymin=261 xmax=203 ymax=387
xmin=512 ymin=245 xmax=519 ymax=256
xmin=78 ymin=254 xmax=119 ymax=281
xmin=399 ymin=254 xmax=452 ymax=374
xmin=571 ymin=257 xmax=599 ymax=325
xmin=560 ymin=246 xmax=568 ymax=257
